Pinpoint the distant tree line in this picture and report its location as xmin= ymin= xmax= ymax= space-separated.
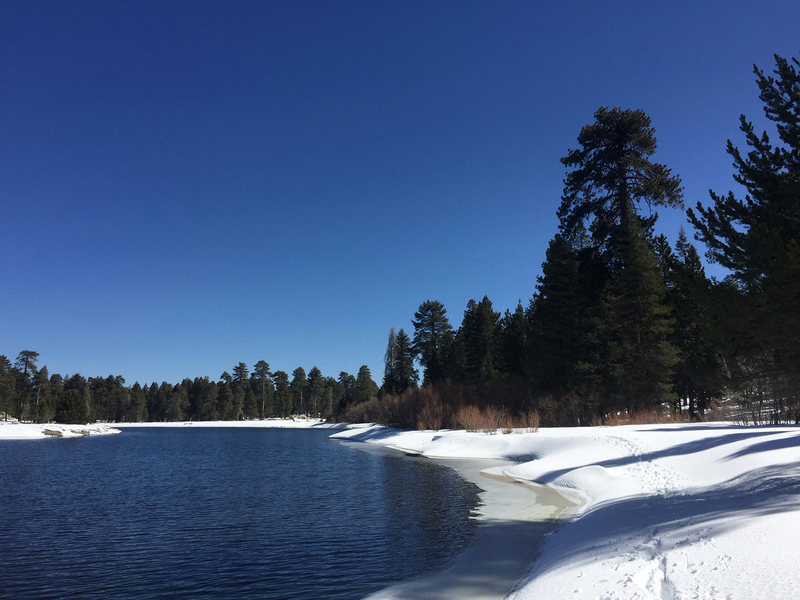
xmin=0 ymin=351 xmax=380 ymax=424
xmin=359 ymin=54 xmax=799 ymax=427
xmin=3 ymin=56 xmax=797 ymax=428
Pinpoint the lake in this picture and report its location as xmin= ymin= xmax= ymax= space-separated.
xmin=0 ymin=427 xmax=481 ymax=599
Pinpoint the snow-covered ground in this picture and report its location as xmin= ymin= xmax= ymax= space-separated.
xmin=0 ymin=421 xmax=121 ymax=439
xmin=332 ymin=422 xmax=800 ymax=600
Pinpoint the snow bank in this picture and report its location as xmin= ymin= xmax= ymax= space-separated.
xmin=332 ymin=423 xmax=800 ymax=599
xmin=0 ymin=421 xmax=121 ymax=439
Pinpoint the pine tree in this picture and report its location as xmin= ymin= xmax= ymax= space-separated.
xmin=664 ymin=231 xmax=725 ymax=419
xmin=395 ymin=329 xmax=418 ymax=393
xmin=354 ymin=365 xmax=379 ymax=404
xmin=307 ymin=367 xmax=324 ymax=417
xmin=382 ymin=327 xmax=400 ymax=394
xmin=594 ymin=216 xmax=678 ymax=413
xmin=529 ymin=234 xmax=602 ymax=420
xmin=558 ymin=107 xmax=683 ymax=249
xmin=688 ymin=54 xmax=800 ymax=404
xmin=0 ymin=356 xmax=16 ymax=420
xmin=272 ymin=371 xmax=291 ymax=417
xmin=128 ymin=382 xmax=149 ymax=422
xmin=336 ymin=371 xmax=357 ymax=414
xmin=252 ymin=361 xmax=272 ymax=418
xmin=499 ymin=302 xmax=530 ymax=379
xmin=457 ymin=296 xmax=501 ymax=385
xmin=547 ymin=107 xmax=682 ymax=417
xmin=290 ymin=367 xmax=308 ymax=415
xmin=412 ymin=300 xmax=454 ymax=384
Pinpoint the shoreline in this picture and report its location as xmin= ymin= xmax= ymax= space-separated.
xmin=333 ymin=423 xmax=800 ymax=599
xmin=0 ymin=421 xmax=121 ymax=439
xmin=0 ymin=418 xmax=340 ymax=439
xmin=335 ymin=433 xmax=579 ymax=600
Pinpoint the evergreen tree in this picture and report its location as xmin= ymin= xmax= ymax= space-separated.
xmin=55 ymin=389 xmax=89 ymax=424
xmin=664 ymin=231 xmax=725 ymax=418
xmin=320 ymin=377 xmax=340 ymax=418
xmin=61 ymin=374 xmax=92 ymax=423
xmin=499 ymin=302 xmax=531 ymax=379
xmin=354 ymin=365 xmax=379 ymax=404
xmin=272 ymin=371 xmax=291 ymax=417
xmin=216 ymin=378 xmax=234 ymax=420
xmin=594 ymin=215 xmax=678 ymax=413
xmin=558 ymin=106 xmax=683 ymax=249
xmin=146 ymin=382 xmax=159 ymax=420
xmin=0 ymin=356 xmax=16 ymax=420
xmin=252 ymin=360 xmax=272 ymax=418
xmin=336 ymin=371 xmax=357 ymax=414
xmin=232 ymin=362 xmax=249 ymax=385
xmin=307 ymin=366 xmax=324 ymax=417
xmin=688 ymin=54 xmax=800 ymax=401
xmin=31 ymin=366 xmax=52 ymax=423
xmin=412 ymin=300 xmax=454 ymax=384
xmin=395 ymin=329 xmax=418 ymax=393
xmin=243 ymin=387 xmax=258 ymax=419
xmin=457 ymin=296 xmax=501 ymax=385
xmin=127 ymin=382 xmax=149 ymax=422
xmin=290 ymin=367 xmax=308 ymax=415
xmin=382 ymin=328 xmax=400 ymax=394
xmin=529 ymin=234 xmax=602 ymax=417
xmin=547 ymin=107 xmax=682 ymax=417
xmin=15 ymin=350 xmax=39 ymax=377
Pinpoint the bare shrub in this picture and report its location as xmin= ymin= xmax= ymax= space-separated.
xmin=520 ymin=409 xmax=540 ymax=432
xmin=453 ymin=405 xmax=484 ymax=431
xmin=416 ymin=392 xmax=444 ymax=430
xmin=483 ymin=406 xmax=510 ymax=431
xmin=593 ymin=408 xmax=692 ymax=426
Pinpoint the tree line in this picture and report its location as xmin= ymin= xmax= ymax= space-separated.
xmin=361 ymin=54 xmax=799 ymax=427
xmin=0 ymin=351 xmax=380 ymax=424
xmin=2 ymin=55 xmax=798 ymax=427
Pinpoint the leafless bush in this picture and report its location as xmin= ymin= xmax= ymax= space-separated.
xmin=416 ymin=391 xmax=444 ymax=430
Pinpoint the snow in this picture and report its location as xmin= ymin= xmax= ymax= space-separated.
xmin=0 ymin=421 xmax=121 ymax=439
xmin=332 ymin=422 xmax=800 ymax=599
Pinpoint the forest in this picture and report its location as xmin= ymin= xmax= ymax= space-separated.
xmin=2 ymin=55 xmax=798 ymax=428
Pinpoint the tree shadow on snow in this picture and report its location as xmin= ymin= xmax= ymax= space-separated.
xmin=528 ymin=461 xmax=800 ymax=578
xmin=534 ymin=429 xmax=791 ymax=484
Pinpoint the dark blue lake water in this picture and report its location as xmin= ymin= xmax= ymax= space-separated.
xmin=0 ymin=427 xmax=480 ymax=599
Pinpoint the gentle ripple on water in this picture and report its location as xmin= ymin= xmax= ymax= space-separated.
xmin=0 ymin=427 xmax=480 ymax=599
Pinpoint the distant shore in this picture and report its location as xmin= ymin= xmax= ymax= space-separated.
xmin=111 ymin=418 xmax=341 ymax=429
xmin=0 ymin=421 xmax=121 ymax=439
xmin=0 ymin=418 xmax=343 ymax=439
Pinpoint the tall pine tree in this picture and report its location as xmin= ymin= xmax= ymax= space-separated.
xmin=688 ymin=55 xmax=800 ymax=413
xmin=547 ymin=107 xmax=681 ymax=417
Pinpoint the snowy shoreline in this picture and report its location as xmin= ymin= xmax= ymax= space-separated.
xmin=0 ymin=421 xmax=122 ymax=439
xmin=333 ymin=422 xmax=800 ymax=599
xmin=350 ymin=448 xmax=577 ymax=600
xmin=0 ymin=418 xmax=338 ymax=440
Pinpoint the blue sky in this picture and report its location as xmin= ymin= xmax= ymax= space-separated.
xmin=2 ymin=1 xmax=798 ymax=385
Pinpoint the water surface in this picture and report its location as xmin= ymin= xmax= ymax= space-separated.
xmin=0 ymin=427 xmax=480 ymax=599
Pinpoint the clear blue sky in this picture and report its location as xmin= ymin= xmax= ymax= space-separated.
xmin=2 ymin=1 xmax=798 ymax=385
